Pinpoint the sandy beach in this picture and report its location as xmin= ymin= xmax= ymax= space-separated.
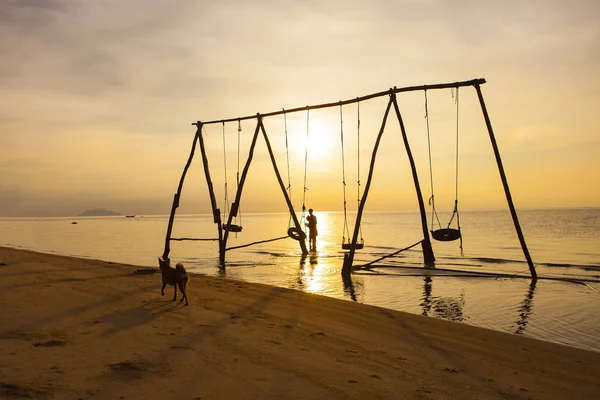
xmin=0 ymin=246 xmax=598 ymax=399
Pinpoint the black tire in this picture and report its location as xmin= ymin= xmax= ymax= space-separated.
xmin=287 ymin=227 xmax=307 ymax=241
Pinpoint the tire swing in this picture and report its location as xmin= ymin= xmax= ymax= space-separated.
xmin=340 ymin=102 xmax=364 ymax=250
xmin=425 ymin=89 xmax=463 ymax=253
xmin=287 ymin=226 xmax=306 ymax=241
xmin=221 ymin=121 xmax=243 ymax=233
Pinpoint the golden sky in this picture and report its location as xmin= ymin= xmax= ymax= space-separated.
xmin=1 ymin=0 xmax=599 ymax=217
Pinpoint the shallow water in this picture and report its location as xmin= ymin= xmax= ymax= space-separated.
xmin=1 ymin=209 xmax=599 ymax=352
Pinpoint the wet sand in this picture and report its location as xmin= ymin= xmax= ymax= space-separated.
xmin=0 ymin=246 xmax=598 ymax=399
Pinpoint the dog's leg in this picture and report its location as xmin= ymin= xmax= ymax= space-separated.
xmin=178 ymin=282 xmax=188 ymax=306
xmin=172 ymin=283 xmax=177 ymax=301
xmin=161 ymin=281 xmax=166 ymax=296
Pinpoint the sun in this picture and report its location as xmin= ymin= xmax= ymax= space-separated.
xmin=291 ymin=119 xmax=337 ymax=163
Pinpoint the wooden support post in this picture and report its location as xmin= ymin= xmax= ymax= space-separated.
xmin=196 ymin=122 xmax=225 ymax=264
xmin=391 ymin=93 xmax=436 ymax=265
xmin=221 ymin=118 xmax=262 ymax=255
xmin=161 ymin=128 xmax=200 ymax=261
xmin=258 ymin=117 xmax=308 ymax=255
xmin=474 ymin=84 xmax=537 ymax=280
xmin=342 ymin=96 xmax=393 ymax=275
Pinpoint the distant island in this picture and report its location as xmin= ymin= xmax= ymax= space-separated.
xmin=78 ymin=208 xmax=121 ymax=217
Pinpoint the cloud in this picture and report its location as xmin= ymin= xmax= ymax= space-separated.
xmin=1 ymin=0 xmax=599 ymax=216
xmin=0 ymin=185 xmax=24 ymax=215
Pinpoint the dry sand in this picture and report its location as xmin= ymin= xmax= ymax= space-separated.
xmin=0 ymin=246 xmax=598 ymax=400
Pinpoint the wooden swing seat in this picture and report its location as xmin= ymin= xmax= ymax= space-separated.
xmin=223 ymin=224 xmax=243 ymax=233
xmin=342 ymin=242 xmax=364 ymax=250
xmin=431 ymin=228 xmax=461 ymax=242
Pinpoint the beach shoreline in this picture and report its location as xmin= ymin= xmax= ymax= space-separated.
xmin=0 ymin=246 xmax=598 ymax=399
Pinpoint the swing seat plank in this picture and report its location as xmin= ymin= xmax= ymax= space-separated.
xmin=223 ymin=224 xmax=243 ymax=233
xmin=431 ymin=228 xmax=461 ymax=242
xmin=342 ymin=242 xmax=364 ymax=250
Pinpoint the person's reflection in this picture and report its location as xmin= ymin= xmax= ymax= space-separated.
xmin=290 ymin=252 xmax=319 ymax=290
xmin=308 ymin=251 xmax=318 ymax=266
xmin=515 ymin=280 xmax=536 ymax=335
xmin=420 ymin=276 xmax=433 ymax=316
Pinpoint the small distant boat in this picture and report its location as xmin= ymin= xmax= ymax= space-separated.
xmin=125 ymin=215 xmax=136 ymax=218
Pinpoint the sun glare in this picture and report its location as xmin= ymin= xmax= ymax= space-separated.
xmin=291 ymin=120 xmax=337 ymax=162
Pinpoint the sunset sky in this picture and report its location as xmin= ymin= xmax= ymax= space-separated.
xmin=1 ymin=0 xmax=599 ymax=217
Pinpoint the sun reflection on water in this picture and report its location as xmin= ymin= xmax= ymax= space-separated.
xmin=1 ymin=211 xmax=598 ymax=352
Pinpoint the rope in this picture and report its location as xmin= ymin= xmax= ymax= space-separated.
xmin=222 ymin=122 xmax=229 ymax=219
xmin=357 ymin=240 xmax=423 ymax=269
xmin=424 ymin=90 xmax=442 ymax=230
xmin=237 ymin=121 xmax=241 ymax=189
xmin=357 ymin=101 xmax=363 ymax=242
xmin=283 ymin=110 xmax=293 ymax=228
xmin=301 ymin=109 xmax=309 ymax=231
xmin=226 ymin=235 xmax=289 ymax=251
xmin=236 ymin=120 xmax=242 ymax=228
xmin=456 ymin=200 xmax=463 ymax=256
xmin=340 ymin=104 xmax=350 ymax=243
xmin=170 ymin=237 xmax=220 ymax=241
xmin=453 ymin=88 xmax=463 ymax=255
xmin=454 ymin=88 xmax=460 ymax=203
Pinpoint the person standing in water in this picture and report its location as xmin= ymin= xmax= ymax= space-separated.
xmin=306 ymin=208 xmax=318 ymax=251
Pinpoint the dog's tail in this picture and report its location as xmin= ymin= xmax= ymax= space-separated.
xmin=176 ymin=262 xmax=190 ymax=284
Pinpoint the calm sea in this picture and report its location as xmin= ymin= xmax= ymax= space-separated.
xmin=1 ymin=208 xmax=599 ymax=352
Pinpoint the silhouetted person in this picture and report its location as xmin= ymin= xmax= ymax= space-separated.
xmin=306 ymin=208 xmax=318 ymax=251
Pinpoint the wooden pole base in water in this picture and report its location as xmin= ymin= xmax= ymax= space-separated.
xmin=391 ymin=93 xmax=435 ymax=265
xmin=342 ymin=96 xmax=393 ymax=275
xmin=195 ymin=122 xmax=225 ymax=264
xmin=474 ymin=85 xmax=537 ymax=280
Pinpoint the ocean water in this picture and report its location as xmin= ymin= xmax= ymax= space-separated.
xmin=1 ymin=208 xmax=599 ymax=352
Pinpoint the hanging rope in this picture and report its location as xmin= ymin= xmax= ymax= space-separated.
xmin=452 ymin=88 xmax=459 ymax=205
xmin=301 ymin=109 xmax=309 ymax=232
xmin=339 ymin=101 xmax=365 ymax=249
xmin=340 ymin=104 xmax=351 ymax=243
xmin=425 ymin=88 xmax=463 ymax=251
xmin=222 ymin=121 xmax=229 ymax=221
xmin=356 ymin=101 xmax=364 ymax=243
xmin=451 ymin=88 xmax=463 ymax=255
xmin=424 ymin=90 xmax=442 ymax=231
xmin=283 ymin=110 xmax=294 ymax=229
xmin=235 ymin=120 xmax=242 ymax=229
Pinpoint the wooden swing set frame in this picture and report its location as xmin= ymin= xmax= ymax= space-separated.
xmin=161 ymin=78 xmax=537 ymax=280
